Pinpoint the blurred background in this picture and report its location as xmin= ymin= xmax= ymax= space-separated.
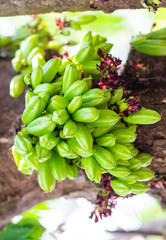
xmin=0 ymin=8 xmax=166 ymax=240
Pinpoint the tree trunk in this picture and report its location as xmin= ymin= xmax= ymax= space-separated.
xmin=0 ymin=0 xmax=166 ymax=17
xmin=0 ymin=51 xmax=166 ymax=229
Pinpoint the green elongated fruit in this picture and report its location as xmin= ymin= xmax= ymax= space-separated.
xmin=23 ymin=151 xmax=40 ymax=170
xmin=9 ymin=75 xmax=25 ymax=98
xmin=22 ymin=95 xmax=45 ymax=125
xmin=135 ymin=40 xmax=166 ymax=56
xmin=67 ymin=138 xmax=93 ymax=157
xmin=74 ymin=42 xmax=94 ymax=64
xmin=49 ymin=152 xmax=67 ymax=181
xmin=81 ymin=156 xmax=105 ymax=183
xmin=136 ymin=153 xmax=153 ymax=167
xmin=133 ymin=167 xmax=154 ymax=181
xmin=123 ymin=107 xmax=161 ymax=124
xmin=58 ymin=60 xmax=71 ymax=75
xmin=93 ymin=34 xmax=107 ymax=46
xmin=27 ymin=114 xmax=56 ymax=137
xmin=73 ymin=15 xmax=96 ymax=25
xmin=147 ymin=28 xmax=166 ymax=39
xmin=96 ymin=133 xmax=116 ymax=147
xmin=72 ymin=107 xmax=99 ymax=123
xmin=109 ymin=88 xmax=123 ymax=105
xmin=89 ymin=109 xmax=120 ymax=127
xmin=108 ymin=143 xmax=133 ymax=160
xmin=52 ymin=109 xmax=70 ymax=125
xmin=20 ymin=34 xmax=39 ymax=60
xmin=81 ymin=88 xmax=105 ymax=107
xmin=64 ymin=80 xmax=89 ymax=101
xmin=59 ymin=130 xmax=66 ymax=139
xmin=110 ymin=179 xmax=131 ymax=196
xmin=130 ymin=34 xmax=147 ymax=45
xmin=66 ymin=160 xmax=78 ymax=179
xmin=31 ymin=66 xmax=43 ymax=89
xmin=130 ymin=158 xmax=142 ymax=171
xmin=27 ymin=47 xmax=44 ymax=65
xmin=81 ymin=31 xmax=93 ymax=43
xmin=35 ymin=142 xmax=52 ymax=163
xmin=11 ymin=57 xmax=22 ymax=72
xmin=111 ymin=128 xmax=137 ymax=144
xmin=93 ymin=145 xmax=116 ymax=169
xmin=102 ymin=89 xmax=111 ymax=102
xmin=37 ymin=161 xmax=56 ymax=192
xmin=42 ymin=58 xmax=61 ymax=83
xmin=25 ymin=91 xmax=34 ymax=107
xmin=12 ymin=146 xmax=33 ymax=175
xmin=63 ymin=120 xmax=77 ymax=138
xmin=91 ymin=43 xmax=113 ymax=60
xmin=111 ymin=121 xmax=126 ymax=130
xmin=117 ymin=159 xmax=130 ymax=166
xmin=56 ymin=141 xmax=78 ymax=159
xmin=75 ymin=123 xmax=93 ymax=151
xmin=131 ymin=182 xmax=149 ymax=194
xmin=14 ymin=135 xmax=33 ymax=155
xmin=32 ymin=53 xmax=46 ymax=70
xmin=86 ymin=124 xmax=95 ymax=133
xmin=92 ymin=126 xmax=113 ymax=138
xmin=118 ymin=174 xmax=139 ymax=184
xmin=47 ymin=95 xmax=69 ymax=113
xmin=67 ymin=96 xmax=82 ymax=114
xmin=125 ymin=143 xmax=138 ymax=157
xmin=81 ymin=60 xmax=100 ymax=75
xmin=108 ymin=166 xmax=130 ymax=177
xmin=39 ymin=132 xmax=60 ymax=150
xmin=62 ymin=64 xmax=78 ymax=94
xmin=33 ymin=82 xmax=62 ymax=96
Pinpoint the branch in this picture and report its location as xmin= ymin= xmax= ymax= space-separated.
xmin=0 ymin=0 xmax=166 ymax=17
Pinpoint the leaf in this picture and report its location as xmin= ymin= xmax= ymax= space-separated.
xmin=0 ymin=225 xmax=33 ymax=240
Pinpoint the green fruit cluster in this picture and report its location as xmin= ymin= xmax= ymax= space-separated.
xmin=12 ymin=32 xmax=161 ymax=196
xmin=130 ymin=27 xmax=166 ymax=56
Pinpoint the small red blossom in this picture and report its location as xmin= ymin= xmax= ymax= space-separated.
xmin=32 ymin=15 xmax=38 ymax=20
xmin=56 ymin=18 xmax=70 ymax=31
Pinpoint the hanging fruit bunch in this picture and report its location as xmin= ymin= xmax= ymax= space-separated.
xmin=130 ymin=27 xmax=166 ymax=56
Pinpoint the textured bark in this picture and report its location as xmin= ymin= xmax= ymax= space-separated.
xmin=0 ymin=0 xmax=166 ymax=17
xmin=0 ymin=51 xmax=166 ymax=229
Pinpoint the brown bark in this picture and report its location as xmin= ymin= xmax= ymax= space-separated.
xmin=0 ymin=51 xmax=166 ymax=229
xmin=0 ymin=0 xmax=166 ymax=17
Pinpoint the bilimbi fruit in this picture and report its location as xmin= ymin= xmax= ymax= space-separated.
xmin=11 ymin=32 xmax=161 ymax=199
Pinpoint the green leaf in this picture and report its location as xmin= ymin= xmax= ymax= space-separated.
xmin=0 ymin=225 xmax=33 ymax=240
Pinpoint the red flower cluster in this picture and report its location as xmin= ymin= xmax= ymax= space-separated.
xmin=97 ymin=49 xmax=122 ymax=90
xmin=56 ymin=18 xmax=70 ymax=31
xmin=90 ymin=173 xmax=133 ymax=222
